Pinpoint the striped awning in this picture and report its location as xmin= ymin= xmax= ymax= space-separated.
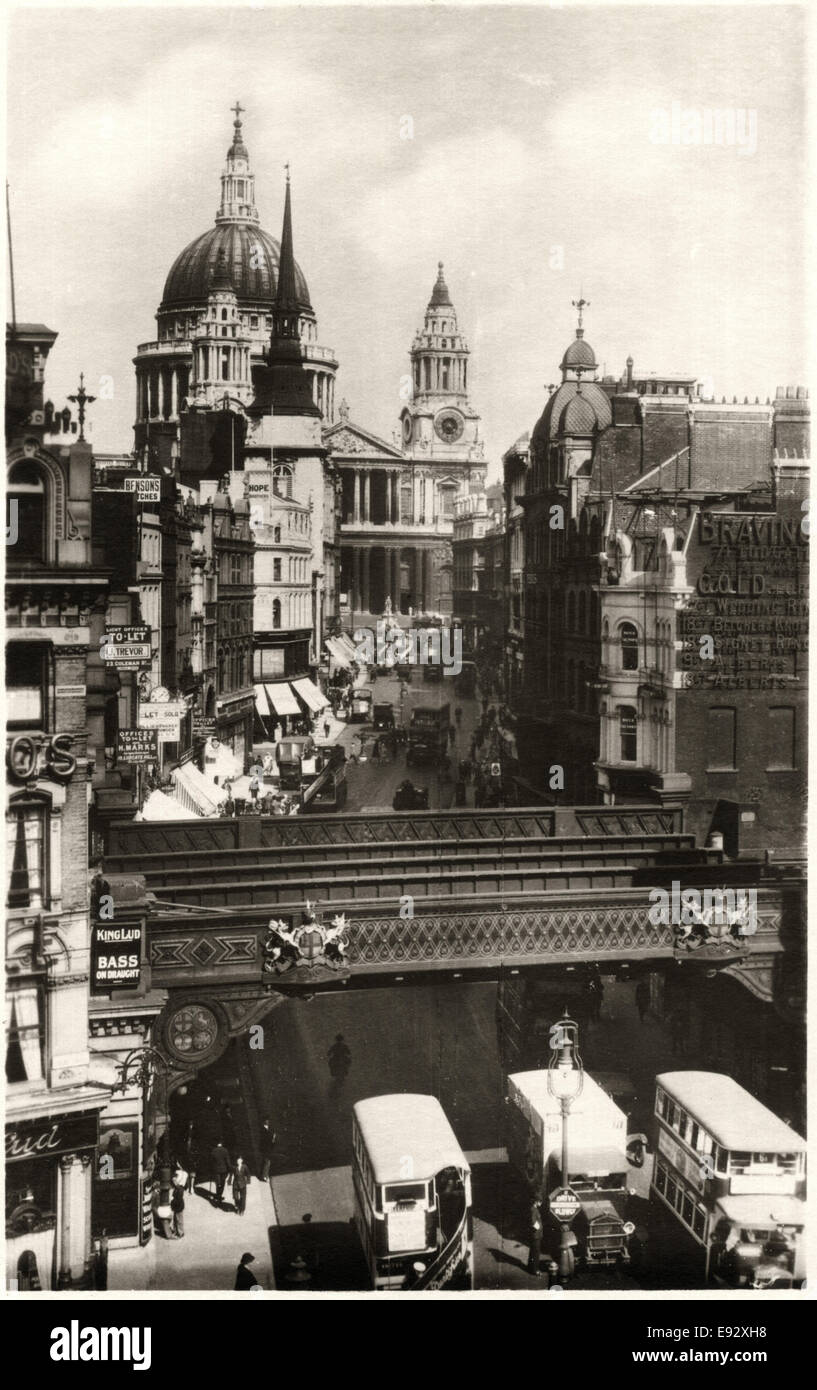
xmin=266 ymin=682 xmax=301 ymax=717
xmin=337 ymin=633 xmax=361 ymax=664
xmin=254 ymin=683 xmax=271 ymax=717
xmin=292 ymin=677 xmax=329 ymax=713
xmin=325 ymin=636 xmax=350 ymax=668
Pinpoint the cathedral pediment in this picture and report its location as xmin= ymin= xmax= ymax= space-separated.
xmin=323 ymin=418 xmax=405 ymax=460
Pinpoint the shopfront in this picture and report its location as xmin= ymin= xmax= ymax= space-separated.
xmin=6 ymin=1108 xmax=99 ymax=1289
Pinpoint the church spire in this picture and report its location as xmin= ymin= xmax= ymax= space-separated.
xmin=250 ymin=168 xmax=319 ymax=418
xmin=429 ymin=261 xmax=452 ymax=308
xmin=216 ymin=102 xmax=259 ymax=225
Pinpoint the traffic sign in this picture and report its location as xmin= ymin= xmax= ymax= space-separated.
xmin=548 ymin=1186 xmax=581 ymax=1223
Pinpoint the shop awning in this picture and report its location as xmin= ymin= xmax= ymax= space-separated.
xmin=292 ymin=677 xmax=329 ymax=713
xmin=266 ymin=682 xmax=301 ymax=718
xmin=172 ymin=764 xmax=227 ymax=818
xmin=325 ymin=636 xmax=351 ymax=669
xmin=337 ymin=633 xmax=361 ymax=664
xmin=254 ymin=683 xmax=271 ymax=717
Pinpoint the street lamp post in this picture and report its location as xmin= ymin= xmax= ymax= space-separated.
xmin=547 ymin=1012 xmax=584 ymax=1285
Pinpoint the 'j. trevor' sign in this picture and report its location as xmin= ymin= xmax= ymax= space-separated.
xmin=101 ymin=625 xmax=152 ymax=671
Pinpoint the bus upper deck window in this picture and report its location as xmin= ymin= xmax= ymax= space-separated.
xmin=678 ymin=1111 xmax=689 ymax=1141
xmin=779 ymin=1154 xmax=798 ymax=1172
xmin=730 ymin=1152 xmax=751 ymax=1174
xmin=752 ymin=1153 xmax=774 ymax=1165
xmin=384 ymin=1182 xmax=427 ymax=1204
xmin=689 ymin=1122 xmax=700 ymax=1151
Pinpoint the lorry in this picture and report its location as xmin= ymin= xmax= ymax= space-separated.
xmin=407 ymin=702 xmax=451 ymax=767
xmin=276 ymin=735 xmax=323 ymax=792
xmin=373 ymin=702 xmax=395 ymax=731
xmin=350 ymin=687 xmax=374 ymax=722
xmin=505 ymin=1069 xmax=633 ymax=1269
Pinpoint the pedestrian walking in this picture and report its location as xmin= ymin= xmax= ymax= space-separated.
xmin=635 ymin=979 xmax=650 ymax=1024
xmin=528 ymin=1197 xmax=543 ymax=1276
xmin=184 ymin=1138 xmax=197 ymax=1193
xmin=232 ymin=1156 xmax=251 ymax=1215
xmin=210 ymin=1140 xmax=232 ymax=1205
xmin=234 ymin=1252 xmax=260 ymax=1291
xmin=327 ymin=1033 xmax=351 ymax=1093
xmin=171 ymin=1182 xmax=185 ymax=1238
xmin=259 ymin=1120 xmax=277 ymax=1182
xmin=323 ymin=718 xmax=331 ymax=739
xmin=249 ymin=773 xmax=260 ymax=804
xmin=152 ymin=1184 xmax=173 ymax=1240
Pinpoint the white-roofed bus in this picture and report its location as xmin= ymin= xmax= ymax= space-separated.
xmin=352 ymin=1094 xmax=473 ymax=1290
xmin=651 ymin=1072 xmax=806 ymax=1287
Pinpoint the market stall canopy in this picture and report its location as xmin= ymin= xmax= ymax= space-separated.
xmin=137 ymin=789 xmax=194 ymax=822
xmin=172 ymin=763 xmax=227 ymax=817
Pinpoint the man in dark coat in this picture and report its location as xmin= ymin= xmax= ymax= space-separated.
xmin=232 ymin=1156 xmax=251 ymax=1215
xmin=259 ymin=1120 xmax=277 ymax=1182
xmin=234 ymin=1252 xmax=260 ymax=1290
xmin=210 ymin=1140 xmax=232 ymax=1204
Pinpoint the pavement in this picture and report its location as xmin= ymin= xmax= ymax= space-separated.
xmin=108 ymin=1177 xmax=277 ymax=1293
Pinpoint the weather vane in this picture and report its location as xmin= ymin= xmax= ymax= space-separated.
xmin=572 ymin=295 xmax=590 ymax=331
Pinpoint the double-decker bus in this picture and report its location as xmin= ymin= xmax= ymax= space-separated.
xmin=650 ymin=1072 xmax=806 ymax=1286
xmin=352 ymin=1094 xmax=473 ymax=1290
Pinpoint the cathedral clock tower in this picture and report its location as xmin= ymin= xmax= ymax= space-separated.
xmin=400 ymin=263 xmax=484 ymax=481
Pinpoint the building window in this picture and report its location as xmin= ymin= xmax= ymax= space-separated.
xmin=706 ymin=706 xmax=737 ymax=772
xmin=619 ymin=706 xmax=637 ymax=762
xmin=273 ymin=465 xmax=292 ymax=499
xmin=272 ymin=599 xmax=281 ymax=630
xmin=273 ymin=558 xmax=281 ymax=581
xmin=578 ymin=591 xmax=587 ymax=633
xmin=7 ymin=460 xmax=48 ymax=563
xmin=6 ymin=643 xmax=48 ymax=728
xmin=620 ymin=622 xmax=639 ymax=670
xmin=766 ymin=707 xmax=796 ymax=771
xmin=6 ymin=801 xmax=47 ymax=911
xmin=5 ymin=984 xmax=45 ymax=1084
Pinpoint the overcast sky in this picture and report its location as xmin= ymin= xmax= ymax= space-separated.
xmin=7 ymin=3 xmax=807 ymax=471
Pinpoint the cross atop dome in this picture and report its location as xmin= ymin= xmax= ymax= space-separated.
xmin=218 ymin=101 xmax=257 ymax=223
xmin=232 ymin=101 xmax=244 ymax=122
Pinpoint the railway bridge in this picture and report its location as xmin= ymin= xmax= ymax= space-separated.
xmin=105 ymin=804 xmax=804 ymax=1080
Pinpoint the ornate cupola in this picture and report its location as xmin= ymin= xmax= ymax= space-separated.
xmin=410 ymin=262 xmax=471 ymax=403
xmin=216 ymin=101 xmax=260 ymax=225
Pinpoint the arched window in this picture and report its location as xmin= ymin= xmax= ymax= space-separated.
xmin=620 ymin=622 xmax=639 ymax=670
xmin=272 ymin=599 xmax=281 ymax=630
xmin=7 ymin=460 xmax=47 ymax=563
xmin=273 ymin=465 xmax=292 ymax=499
xmin=273 ymin=525 xmax=281 ymax=543
xmin=619 ymin=706 xmax=637 ymax=762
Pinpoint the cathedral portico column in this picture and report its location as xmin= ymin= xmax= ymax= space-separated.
xmin=171 ymin=368 xmax=178 ymax=417
xmin=363 ymin=471 xmax=371 ymax=523
xmin=391 ymin=548 xmax=401 ymax=607
xmin=354 ymin=471 xmax=362 ymax=525
xmin=361 ymin=548 xmax=371 ymax=613
xmin=353 ymin=548 xmax=362 ymax=611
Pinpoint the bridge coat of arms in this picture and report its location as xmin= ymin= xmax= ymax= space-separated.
xmin=263 ymin=901 xmax=350 ymax=977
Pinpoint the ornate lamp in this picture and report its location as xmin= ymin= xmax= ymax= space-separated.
xmin=547 ymin=1012 xmax=584 ymax=1283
